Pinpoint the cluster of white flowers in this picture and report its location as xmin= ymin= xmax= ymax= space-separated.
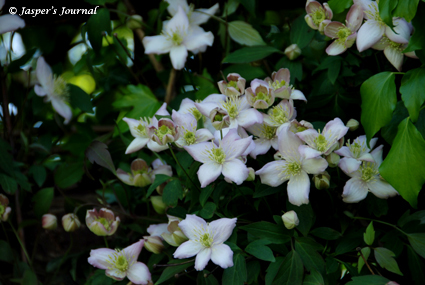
xmin=305 ymin=0 xmax=418 ymax=70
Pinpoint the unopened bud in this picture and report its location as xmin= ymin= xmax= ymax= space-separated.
xmin=62 ymin=213 xmax=81 ymax=232
xmin=151 ymin=196 xmax=167 ymax=214
xmin=284 ymin=44 xmax=302 ymax=60
xmin=282 ymin=210 xmax=299 ymax=229
xmin=313 ymin=171 xmax=330 ymax=190
xmin=326 ymin=152 xmax=340 ymax=168
xmin=126 ymin=15 xmax=143 ymax=30
xmin=246 ymin=167 xmax=255 ymax=181
xmin=0 ymin=194 xmax=11 ymax=222
xmin=346 ymin=119 xmax=359 ymax=131
xmin=143 ymin=236 xmax=164 ymax=254
xmin=162 ymin=221 xmax=188 ymax=246
xmin=42 ymin=214 xmax=58 ymax=230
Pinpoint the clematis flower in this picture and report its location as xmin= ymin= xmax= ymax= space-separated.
xmin=340 ymin=145 xmax=398 ymax=202
xmin=0 ymin=194 xmax=11 ymax=222
xmin=143 ymin=7 xmax=214 ymax=70
xmin=245 ymin=79 xmax=275 ymax=109
xmin=165 ymin=0 xmax=219 ymax=26
xmin=0 ymin=0 xmax=25 ymax=34
xmin=174 ymin=214 xmax=236 ymax=271
xmin=172 ymin=110 xmax=214 ymax=147
xmin=117 ymin=158 xmax=172 ymax=188
xmin=217 ymin=73 xmax=246 ymax=97
xmin=86 ymin=208 xmax=120 ymax=236
xmin=88 ymin=240 xmax=151 ymax=284
xmin=256 ymin=126 xmax=328 ymax=206
xmin=213 ymin=127 xmax=256 ymax=161
xmin=161 ymin=215 xmax=189 ymax=247
xmin=372 ymin=35 xmax=418 ymax=71
xmin=335 ymin=135 xmax=377 ymax=173
xmin=289 ymin=119 xmax=314 ymax=133
xmin=184 ymin=128 xmax=252 ymax=187
xmin=245 ymin=116 xmax=279 ymax=159
xmin=149 ymin=118 xmax=179 ymax=146
xmin=264 ymin=99 xmax=297 ymax=133
xmin=305 ymin=0 xmax=333 ymax=34
xmin=34 ymin=57 xmax=72 ymax=124
xmin=265 ymin=68 xmax=306 ymax=101
xmin=296 ymin=118 xmax=349 ymax=158
xmin=324 ymin=4 xmax=363 ymax=55
xmin=177 ymin=98 xmax=203 ymax=121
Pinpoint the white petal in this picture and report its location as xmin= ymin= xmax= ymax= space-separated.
xmin=302 ymin=156 xmax=328 ymax=174
xmin=143 ymin=35 xmax=173 ymax=54
xmin=368 ymin=179 xmax=398 ymax=199
xmin=195 ymin=248 xmax=212 ymax=271
xmin=184 ymin=142 xmax=214 ymax=163
xmin=123 ymin=240 xmax=144 ymax=264
xmin=166 ymin=6 xmax=189 ymax=35
xmin=195 ymin=128 xmax=214 ymax=143
xmin=290 ymin=89 xmax=307 ymax=102
xmin=127 ymin=262 xmax=151 ymax=285
xmin=184 ymin=26 xmax=214 ymax=52
xmin=174 ymin=240 xmax=203 ymax=259
xmin=34 ymin=85 xmax=47 ymax=96
xmin=156 ymin=102 xmax=170 ymax=116
xmin=250 ymin=139 xmax=272 ymax=158
xmin=210 ymin=218 xmax=237 ymax=244
xmin=191 ymin=3 xmax=219 ymax=25
xmin=298 ymin=145 xmax=322 ymax=159
xmin=339 ymin=157 xmax=361 ymax=173
xmin=384 ymin=46 xmax=403 ymax=71
xmin=370 ymin=145 xmax=383 ymax=166
xmin=179 ymin=214 xmax=208 ymax=239
xmin=347 ymin=4 xmax=363 ymax=31
xmin=356 ymin=20 xmax=385 ymax=52
xmin=116 ymin=169 xmax=133 ymax=185
xmin=358 ymin=152 xmax=374 ymax=162
xmin=287 ymin=171 xmax=310 ymax=206
xmin=51 ymin=98 xmax=72 ymax=124
xmin=278 ymin=127 xmax=303 ymax=160
xmin=165 ymin=0 xmax=189 ymax=15
xmin=147 ymin=140 xmax=168 ymax=152
xmin=342 ymin=177 xmax=369 ymax=203
xmin=210 ymin=244 xmax=234 ymax=269
xmin=106 ymin=268 xmax=126 ymax=280
xmin=0 ymin=15 xmax=25 ymax=34
xmin=223 ymin=136 xmax=252 ymax=160
xmin=334 ymin=146 xmax=352 ymax=157
xmin=147 ymin=223 xmax=169 ymax=237
xmin=197 ymin=162 xmax=222 ymax=188
xmin=222 ymin=159 xmax=249 ymax=185
xmin=256 ymin=160 xmax=288 ymax=187
xmin=88 ymin=248 xmax=116 ymax=269
xmin=237 ymin=108 xmax=263 ymax=128
xmin=323 ymin=117 xmax=349 ymax=140
xmin=36 ymin=57 xmax=53 ymax=90
xmin=170 ymin=45 xmax=188 ymax=70
xmin=126 ymin=138 xmax=149 ymax=154
xmin=326 ymin=40 xmax=347 ymax=56
xmin=386 ymin=18 xmax=410 ymax=44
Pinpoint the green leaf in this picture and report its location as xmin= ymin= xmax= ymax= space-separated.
xmin=7 ymin=48 xmax=37 ymax=73
xmin=22 ymin=269 xmax=38 ymax=285
xmin=29 ymin=165 xmax=47 ymax=188
xmin=374 ymin=247 xmax=403 ymax=275
xmin=0 ymin=240 xmax=14 ymax=263
xmin=0 ymin=173 xmax=17 ymax=195
xmin=328 ymin=0 xmax=353 ymax=14
xmin=381 ymin=101 xmax=409 ymax=144
xmin=198 ymin=270 xmax=220 ymax=285
xmin=87 ymin=8 xmax=111 ymax=52
xmin=295 ymin=240 xmax=326 ymax=277
xmin=239 ymin=222 xmax=291 ymax=244
xmin=358 ymin=247 xmax=371 ymax=273
xmin=147 ymin=174 xmax=172 ymax=198
xmin=223 ymin=46 xmax=280 ymax=63
xmin=287 ymin=203 xmax=314 ymax=236
xmin=273 ymin=251 xmax=304 ymax=285
xmin=222 ymin=253 xmax=247 ymax=285
xmin=199 ymin=185 xmax=214 ymax=207
xmin=360 ymin=72 xmax=397 ymax=143
xmin=246 ymin=260 xmax=261 ymax=284
xmin=278 ymin=58 xmax=303 ymax=83
xmin=346 ymin=275 xmax=391 ymax=285
xmin=364 ymin=222 xmax=375 ymax=246
xmin=393 ymin=0 xmax=420 ymax=22
xmin=290 ymin=14 xmax=315 ymax=49
xmin=0 ymin=138 xmax=14 ymax=176
xmin=228 ymin=21 xmax=266 ymax=46
xmin=379 ymin=0 xmax=399 ymax=27
xmin=162 ymin=179 xmax=183 ymax=207
xmin=265 ymin=256 xmax=285 ymax=285
xmin=310 ymin=227 xmax=342 ymax=240
xmin=199 ymin=202 xmax=216 ymax=219
xmin=155 ymin=259 xmax=194 ymax=284
xmin=245 ymin=239 xmax=275 ymax=262
xmin=69 ymin=84 xmax=94 ymax=114
xmin=407 ymin=245 xmax=425 ymax=285
xmin=400 ymin=67 xmax=425 ymax=122
xmin=408 ymin=233 xmax=425 ymax=259
xmin=303 ymin=269 xmax=325 ymax=285
xmin=237 ymin=0 xmax=255 ymax=16
xmin=32 ymin=187 xmax=54 ymax=218
xmin=54 ymin=162 xmax=84 ymax=189
xmin=405 ymin=3 xmax=425 ymax=52
xmin=380 ymin=118 xmax=425 ymax=208
xmin=85 ymin=140 xmax=116 ymax=175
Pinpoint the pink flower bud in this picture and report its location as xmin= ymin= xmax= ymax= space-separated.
xmin=86 ymin=208 xmax=120 ymax=236
xmin=42 ymin=214 xmax=57 ymax=230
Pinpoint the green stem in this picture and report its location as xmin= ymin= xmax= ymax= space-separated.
xmin=8 ymin=221 xmax=33 ymax=269
xmin=352 ymin=216 xmax=409 ymax=236
xmin=104 ymin=236 xmax=109 ymax=248
xmin=168 ymin=144 xmax=200 ymax=191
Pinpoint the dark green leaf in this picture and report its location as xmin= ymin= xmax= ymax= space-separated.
xmin=287 ymin=203 xmax=314 ymax=236
xmin=0 ymin=240 xmax=14 ymax=263
xmin=245 ymin=239 xmax=275 ymax=262
xmin=407 ymin=245 xmax=425 ymax=285
xmin=199 ymin=185 xmax=214 ymax=207
xmin=222 ymin=253 xmax=247 ymax=285
xmin=162 ymin=179 xmax=183 ymax=207
xmin=22 ymin=269 xmax=38 ymax=285
xmin=374 ymin=247 xmax=403 ymax=275
xmin=246 ymin=260 xmax=261 ymax=284
xmin=29 ymin=165 xmax=47 ymax=188
xmin=147 ymin=174 xmax=172 ymax=198
xmin=408 ymin=233 xmax=425 ymax=259
xmin=198 ymin=270 xmax=219 ymax=285
xmin=295 ymin=240 xmax=326 ymax=276
xmin=346 ymin=275 xmax=391 ymax=285
xmin=358 ymin=247 xmax=371 ymax=273
xmin=69 ymin=84 xmax=94 ymax=114
xmin=310 ymin=227 xmax=342 ymax=240
xmin=7 ymin=48 xmax=37 ymax=73
xmin=405 ymin=3 xmax=425 ymax=52
xmin=393 ymin=0 xmax=420 ymax=22
xmin=379 ymin=0 xmax=399 ymax=27
xmin=228 ymin=21 xmax=266 ymax=46
xmin=265 ymin=256 xmax=285 ymax=285
xmin=239 ymin=222 xmax=291 ymax=244
xmin=290 ymin=14 xmax=315 ymax=49
xmin=54 ymin=162 xmax=84 ymax=189
xmin=328 ymin=0 xmax=353 ymax=14
xmin=223 ymin=46 xmax=281 ymax=63
xmin=155 ymin=259 xmax=194 ymax=284
xmin=303 ymin=269 xmax=325 ymax=285
xmin=85 ymin=140 xmax=116 ymax=175
xmin=400 ymin=67 xmax=425 ymax=122
xmin=200 ymin=202 xmax=217 ymax=219
xmin=32 ymin=188 xmax=54 ymax=218
xmin=223 ymin=64 xmax=267 ymax=81
xmin=273 ymin=251 xmax=304 ymax=285
xmin=87 ymin=8 xmax=111 ymax=52
xmin=0 ymin=138 xmax=14 ymax=176
xmin=364 ymin=222 xmax=375 ymax=246
xmin=381 ymin=101 xmax=409 ymax=144
xmin=0 ymin=174 xmax=17 ymax=195
xmin=237 ymin=0 xmax=255 ymax=16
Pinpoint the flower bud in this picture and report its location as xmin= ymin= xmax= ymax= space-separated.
xmin=42 ymin=214 xmax=58 ymax=230
xmin=217 ymin=73 xmax=246 ymax=97
xmin=246 ymin=167 xmax=256 ymax=181
xmin=162 ymin=221 xmax=188 ymax=246
xmin=126 ymin=15 xmax=143 ymax=30
xmin=150 ymin=118 xmax=179 ymax=145
xmin=86 ymin=208 xmax=120 ymax=236
xmin=151 ymin=196 xmax=167 ymax=214
xmin=326 ymin=152 xmax=340 ymax=168
xmin=346 ymin=119 xmax=359 ymax=131
xmin=62 ymin=213 xmax=81 ymax=232
xmin=313 ymin=171 xmax=330 ymax=190
xmin=0 ymin=194 xmax=11 ymax=222
xmin=282 ymin=211 xmax=299 ymax=229
xmin=143 ymin=236 xmax=164 ymax=254
xmin=284 ymin=44 xmax=302 ymax=60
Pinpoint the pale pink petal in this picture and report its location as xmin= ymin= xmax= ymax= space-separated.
xmin=195 ymin=128 xmax=214 ymax=142
xmin=147 ymin=223 xmax=169 ymax=237
xmin=323 ymin=3 xmax=333 ymax=19
xmin=384 ymin=46 xmax=403 ymax=71
xmin=370 ymin=145 xmax=383 ymax=166
xmin=294 ymin=129 xmax=317 ymax=146
xmin=88 ymin=248 xmax=116 ymax=269
xmin=339 ymin=157 xmax=362 ymax=173
xmin=210 ymin=218 xmax=237 ymax=244
xmin=386 ymin=18 xmax=411 ymax=44
xmin=237 ymin=108 xmax=263 ymax=128
xmin=36 ymin=57 xmax=53 ymax=89
xmin=184 ymin=142 xmax=214 ymax=163
xmin=345 ymin=33 xmax=357 ymax=49
xmin=323 ymin=118 xmax=349 ymax=138
xmin=368 ymin=179 xmax=398 ymax=199
xmin=143 ymin=35 xmax=173 ymax=54
xmin=147 ymin=140 xmax=168 ymax=152
xmin=325 ymin=21 xmax=344 ymax=38
xmin=151 ymin=165 xmax=172 ymax=177
xmin=123 ymin=117 xmax=144 ymax=138
xmin=306 ymin=0 xmax=322 ymax=13
xmin=222 ymin=159 xmax=249 ymax=185
xmin=34 ymin=85 xmax=47 ymax=96
xmin=156 ymin=102 xmax=170 ymax=116
xmin=298 ymin=145 xmax=322 ymax=159
xmin=210 ymin=244 xmax=234 ymax=269
xmin=358 ymin=152 xmax=374 ymax=162
xmin=126 ymin=138 xmax=149 ymax=154
xmin=302 ymin=156 xmax=328 ymax=174
xmin=178 ymin=215 xmax=208 ymax=239
xmin=223 ymin=136 xmax=252 ymax=160
xmin=170 ymin=45 xmax=188 ymax=70
xmin=256 ymin=160 xmax=288 ymax=187
xmin=357 ymin=20 xmax=385 ymax=52
xmin=347 ymin=4 xmax=363 ymax=32
xmin=195 ymin=248 xmax=212 ymax=271
xmin=117 ymin=169 xmax=132 ymax=185
xmin=353 ymin=0 xmax=373 ymax=15
xmin=287 ymin=171 xmax=310 ymax=206
xmin=51 ymin=98 xmax=72 ymax=124
xmin=250 ymin=139 xmax=273 ymax=158
xmin=197 ymin=162 xmax=222 ymax=188
xmin=326 ymin=40 xmax=347 ymax=56
xmin=195 ymin=102 xmax=220 ymax=118
xmin=405 ymin=51 xmax=418 ymax=59
xmin=191 ymin=3 xmax=219 ymax=25
xmin=305 ymin=15 xmax=318 ymax=30
xmin=123 ymin=240 xmax=144 ymax=264
xmin=127 ymin=262 xmax=151 ymax=285
xmin=105 ymin=268 xmax=126 ymax=281
xmin=273 ymin=68 xmax=291 ymax=83
xmin=335 ymin=146 xmax=353 ymax=158
xmin=342 ymin=177 xmax=369 ymax=203
xmin=278 ymin=126 xmax=304 ymax=159
xmin=290 ymin=89 xmax=307 ymax=101
xmin=0 ymin=15 xmax=25 ymax=34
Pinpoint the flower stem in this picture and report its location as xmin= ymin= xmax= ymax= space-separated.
xmin=168 ymin=144 xmax=200 ymax=191
xmin=104 ymin=236 xmax=109 ymax=248
xmin=165 ymin=69 xmax=177 ymax=104
xmin=8 ymin=221 xmax=33 ymax=269
xmin=357 ymin=247 xmax=375 ymax=275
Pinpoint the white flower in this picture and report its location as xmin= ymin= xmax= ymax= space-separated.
xmin=172 ymin=110 xmax=214 ymax=147
xmin=281 ymin=211 xmax=299 ymax=229
xmin=0 ymin=0 xmax=25 ymax=35
xmin=88 ymin=240 xmax=151 ymax=284
xmin=143 ymin=6 xmax=214 ymax=70
xmin=34 ymin=57 xmax=72 ymax=124
xmin=263 ymin=99 xmax=297 ymax=133
xmin=340 ymin=145 xmax=398 ymax=202
xmin=165 ymin=0 xmax=219 ymax=26
xmin=174 ymin=214 xmax=236 ymax=271
xmin=245 ymin=115 xmax=279 ymax=159
xmin=335 ymin=135 xmax=377 ymax=173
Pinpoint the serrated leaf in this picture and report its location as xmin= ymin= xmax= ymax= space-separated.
xmin=223 ymin=46 xmax=280 ymax=63
xmin=245 ymin=239 xmax=275 ymax=262
xmin=290 ymin=14 xmax=315 ymax=49
xmin=32 ymin=188 xmax=54 ymax=218
xmin=222 ymin=253 xmax=247 ymax=285
xmin=364 ymin=222 xmax=375 ymax=246
xmin=358 ymin=247 xmax=371 ymax=273
xmin=408 ymin=233 xmax=425 ymax=259
xmin=360 ymin=72 xmax=397 ymax=143
xmin=87 ymin=8 xmax=111 ymax=52
xmin=239 ymin=222 xmax=291 ymax=244
xmin=400 ymin=67 xmax=425 ymax=122
xmin=228 ymin=21 xmax=266 ymax=46
xmin=85 ymin=141 xmax=116 ymax=174
xmin=162 ymin=179 xmax=183 ymax=207
xmin=380 ymin=118 xmax=425 ymax=208
xmin=374 ymin=247 xmax=403 ymax=275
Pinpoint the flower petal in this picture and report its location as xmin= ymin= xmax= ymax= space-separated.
xmin=370 ymin=145 xmax=383 ymax=166
xmin=384 ymin=46 xmax=404 ymax=71
xmin=339 ymin=157 xmax=362 ymax=173
xmin=223 ymin=136 xmax=253 ymax=160
xmin=195 ymin=128 xmax=214 ymax=143
xmin=147 ymin=223 xmax=169 ymax=237
xmin=197 ymin=162 xmax=222 ymax=188
xmin=178 ymin=215 xmax=208 ymax=240
xmin=222 ymin=159 xmax=249 ymax=185
xmin=185 ymin=142 xmax=214 ymax=163
xmin=195 ymin=248 xmax=212 ymax=271
xmin=298 ymin=145 xmax=322 ymax=159
xmin=347 ymin=4 xmax=363 ymax=32
xmin=256 ymin=160 xmax=288 ymax=187
xmin=105 ymin=268 xmax=126 ymax=281
xmin=36 ymin=57 xmax=53 ymax=90
xmin=143 ymin=35 xmax=173 ymax=54
xmin=170 ymin=45 xmax=188 ymax=70
xmin=174 ymin=240 xmax=204 ymax=259
xmin=51 ymin=98 xmax=72 ymax=124
xmin=127 ymin=262 xmax=151 ymax=285
xmin=88 ymin=248 xmax=116 ymax=269
xmin=356 ymin=20 xmax=385 ymax=52
xmin=306 ymin=0 xmax=323 ymax=14
xmin=278 ymin=126 xmax=303 ymax=160
xmin=147 ymin=140 xmax=168 ymax=152
xmin=302 ymin=156 xmax=328 ymax=174
xmin=287 ymin=171 xmax=310 ymax=206
xmin=184 ymin=26 xmax=214 ymax=52
xmin=210 ymin=218 xmax=237 ymax=244
xmin=342 ymin=177 xmax=369 ymax=203
xmin=250 ymin=138 xmax=273 ymax=159
xmin=34 ymin=85 xmax=47 ymax=96
xmin=326 ymin=40 xmax=347 ymax=56
xmin=126 ymin=137 xmax=149 ymax=154
xmin=237 ymin=108 xmax=263 ymax=128
xmin=0 ymin=15 xmax=25 ymax=34
xmin=334 ymin=146 xmax=352 ymax=157
xmin=191 ymin=3 xmax=219 ymax=25
xmin=165 ymin=0 xmax=189 ymax=16
xmin=290 ymin=89 xmax=307 ymax=102
xmin=368 ymin=179 xmax=399 ymax=199
xmin=211 ymin=244 xmax=234 ymax=269
xmin=324 ymin=21 xmax=345 ymax=38
xmin=386 ymin=18 xmax=410 ymax=44
xmin=123 ymin=240 xmax=144 ymax=264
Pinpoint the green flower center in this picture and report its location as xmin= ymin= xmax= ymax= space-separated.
xmin=184 ymin=131 xmax=196 ymax=145
xmin=312 ymin=8 xmax=326 ymax=26
xmin=171 ymin=32 xmax=183 ymax=45
xmin=95 ymin=217 xmax=111 ymax=231
xmin=222 ymin=98 xmax=239 ymax=119
xmin=155 ymin=125 xmax=174 ymax=142
xmin=360 ymin=162 xmax=379 ymax=182
xmin=314 ymin=134 xmax=328 ymax=152
xmin=254 ymin=92 xmax=271 ymax=104
xmin=0 ymin=205 xmax=4 ymax=216
xmin=337 ymin=27 xmax=352 ymax=41
xmin=283 ymin=161 xmax=302 ymax=178
xmin=271 ymin=79 xmax=286 ymax=90
xmin=270 ymin=105 xmax=289 ymax=125
xmin=135 ymin=123 xmax=146 ymax=136
xmin=208 ymin=147 xmax=226 ymax=164
xmin=189 ymin=107 xmax=202 ymax=121
xmin=296 ymin=126 xmax=307 ymax=133
xmin=348 ymin=141 xmax=366 ymax=158
xmin=108 ymin=250 xmax=130 ymax=272
xmin=214 ymin=114 xmax=223 ymax=122
xmin=227 ymin=80 xmax=239 ymax=92
xmin=53 ymin=76 xmax=69 ymax=101
xmin=200 ymin=233 xmax=213 ymax=247
xmin=261 ymin=124 xmax=277 ymax=140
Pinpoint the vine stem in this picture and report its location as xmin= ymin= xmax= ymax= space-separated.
xmin=357 ymin=247 xmax=375 ymax=275
xmin=352 ymin=216 xmax=409 ymax=236
xmin=165 ymin=68 xmax=177 ymax=104
xmin=8 ymin=220 xmax=33 ymax=269
xmin=154 ymin=258 xmax=195 ymax=268
xmin=104 ymin=236 xmax=109 ymax=248
xmin=168 ymin=144 xmax=200 ymax=191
